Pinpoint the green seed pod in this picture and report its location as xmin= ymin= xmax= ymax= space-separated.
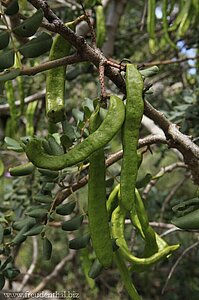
xmin=88 ymin=108 xmax=113 ymax=268
xmin=114 ymin=250 xmax=141 ymax=299
xmin=19 ymin=32 xmax=53 ymax=58
xmin=43 ymin=237 xmax=52 ymax=260
xmin=69 ymin=233 xmax=90 ymax=250
xmin=26 ymin=208 xmax=48 ymax=219
xmin=56 ymin=201 xmax=76 ymax=216
xmin=61 ymin=215 xmax=84 ymax=231
xmin=25 ymin=95 xmax=125 ymax=170
xmin=88 ymin=258 xmax=103 ymax=279
xmin=96 ymin=5 xmax=106 ymax=48
xmin=106 ymin=184 xmax=120 ymax=221
xmin=9 ymin=162 xmax=35 ymax=176
xmin=12 ymin=9 xmax=44 ymax=37
xmin=0 ymin=31 xmax=10 ymax=50
xmin=120 ymin=64 xmax=144 ymax=211
xmin=4 ymin=0 xmax=19 ymax=16
xmin=172 ymin=208 xmax=199 ymax=230
xmin=23 ymin=224 xmax=44 ymax=236
xmin=46 ymin=23 xmax=74 ymax=123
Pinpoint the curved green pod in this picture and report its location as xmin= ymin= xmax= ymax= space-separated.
xmin=120 ymin=64 xmax=144 ymax=211
xmin=25 ymin=95 xmax=125 ymax=170
xmin=111 ymin=205 xmax=179 ymax=270
xmin=88 ymin=108 xmax=113 ymax=268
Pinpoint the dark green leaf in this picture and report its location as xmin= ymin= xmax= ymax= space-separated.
xmin=43 ymin=237 xmax=52 ymax=260
xmin=0 ymin=274 xmax=5 ymax=290
xmin=56 ymin=201 xmax=76 ymax=216
xmin=0 ymin=50 xmax=15 ymax=70
xmin=0 ymin=31 xmax=10 ymax=50
xmin=12 ymin=8 xmax=44 ymax=37
xmin=61 ymin=215 xmax=84 ymax=231
xmin=4 ymin=137 xmax=23 ymax=152
xmin=4 ymin=0 xmax=19 ymax=16
xmin=19 ymin=32 xmax=53 ymax=58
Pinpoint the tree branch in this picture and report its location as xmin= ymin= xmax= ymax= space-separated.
xmin=21 ymin=54 xmax=86 ymax=76
xmin=30 ymin=250 xmax=75 ymax=293
xmin=140 ymin=55 xmax=199 ymax=67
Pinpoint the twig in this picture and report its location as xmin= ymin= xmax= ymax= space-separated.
xmin=18 ymin=236 xmax=38 ymax=292
xmin=159 ymin=174 xmax=190 ymax=221
xmin=0 ymin=90 xmax=45 ymax=114
xmin=30 ymin=250 xmax=75 ymax=293
xmin=140 ymin=55 xmax=199 ymax=67
xmin=142 ymin=162 xmax=188 ymax=200
xmin=21 ymin=54 xmax=85 ymax=76
xmin=162 ymin=240 xmax=199 ymax=294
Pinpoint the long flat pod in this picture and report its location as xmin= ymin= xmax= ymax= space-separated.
xmin=46 ymin=23 xmax=73 ymax=123
xmin=120 ymin=64 xmax=144 ymax=211
xmin=25 ymin=95 xmax=125 ymax=170
xmin=88 ymin=108 xmax=113 ymax=268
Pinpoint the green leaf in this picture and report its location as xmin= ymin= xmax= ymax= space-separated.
xmin=136 ymin=173 xmax=153 ymax=189
xmin=26 ymin=208 xmax=48 ymax=219
xmin=0 ymin=31 xmax=10 ymax=50
xmin=4 ymin=0 xmax=19 ymax=16
xmin=56 ymin=201 xmax=76 ymax=216
xmin=83 ymin=0 xmax=102 ymax=8
xmin=0 ymin=274 xmax=5 ymax=290
xmin=88 ymin=258 xmax=103 ymax=279
xmin=61 ymin=121 xmax=76 ymax=141
xmin=84 ymin=106 xmax=92 ymax=120
xmin=61 ymin=215 xmax=84 ymax=231
xmin=43 ymin=237 xmax=52 ymax=260
xmin=96 ymin=5 xmax=106 ymax=48
xmin=72 ymin=108 xmax=84 ymax=122
xmin=3 ymin=267 xmax=20 ymax=279
xmin=19 ymin=32 xmax=53 ymax=58
xmin=0 ymin=50 xmax=15 ymax=70
xmin=60 ymin=134 xmax=73 ymax=150
xmin=12 ymin=8 xmax=44 ymax=37
xmin=0 ymin=68 xmax=20 ymax=81
xmin=69 ymin=233 xmax=90 ymax=250
xmin=23 ymin=224 xmax=44 ymax=236
xmin=4 ymin=137 xmax=24 ymax=152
